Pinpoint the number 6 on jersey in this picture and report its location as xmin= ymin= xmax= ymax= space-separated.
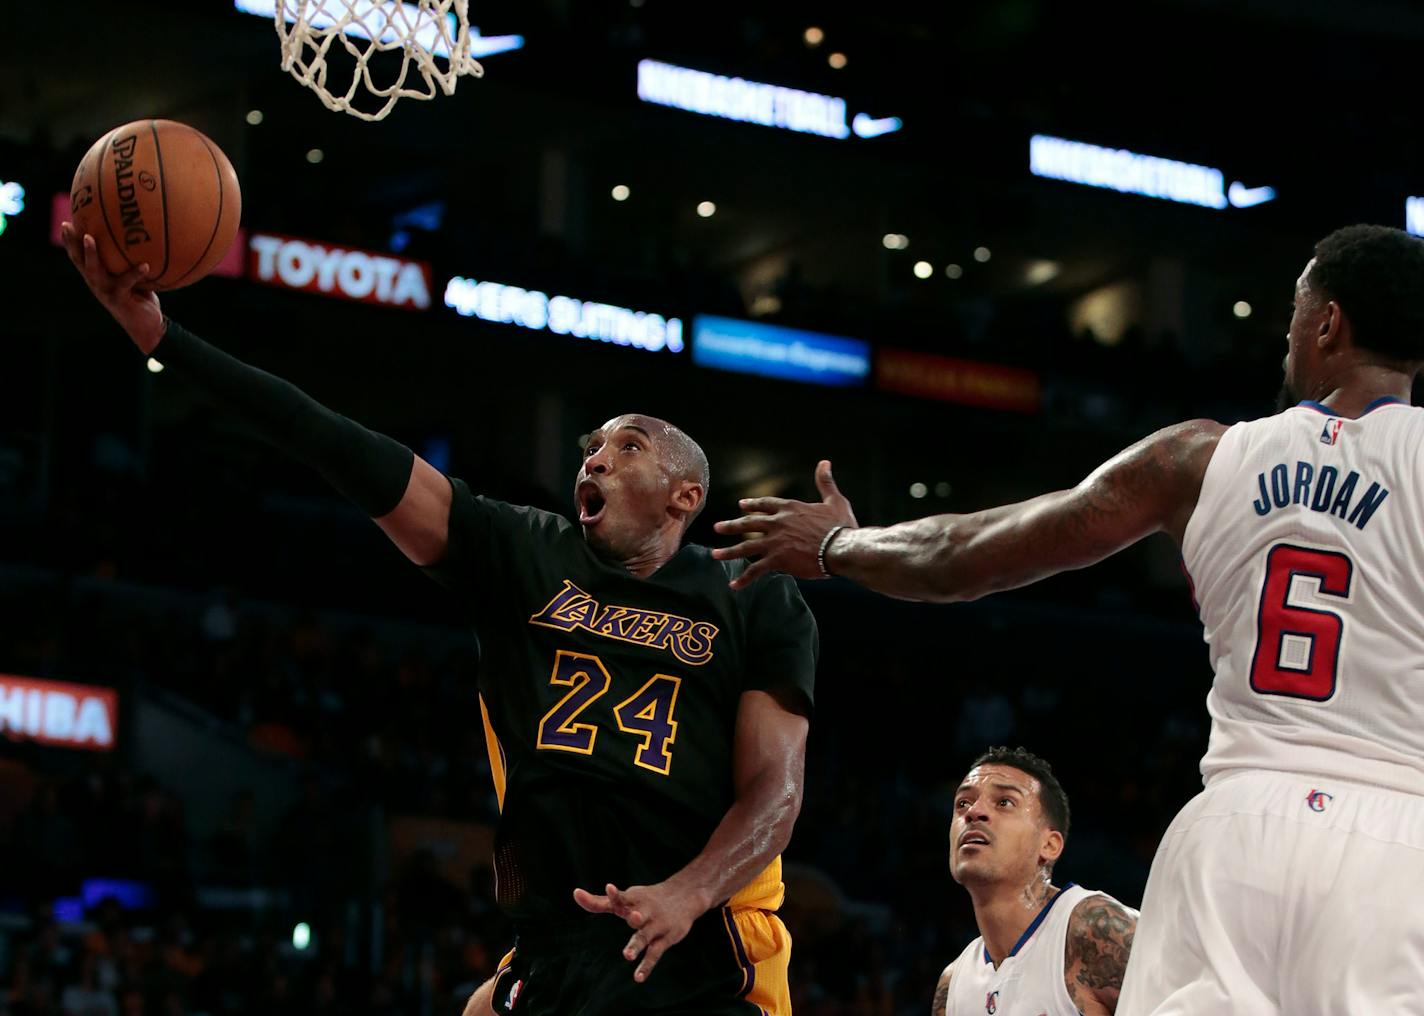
xmin=1250 ymin=543 xmax=1353 ymax=701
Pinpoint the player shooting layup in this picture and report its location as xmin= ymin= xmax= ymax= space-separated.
xmin=716 ymin=225 xmax=1424 ymax=1014
xmin=61 ymin=223 xmax=818 ymax=1016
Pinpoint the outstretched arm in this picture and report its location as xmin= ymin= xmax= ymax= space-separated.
xmin=713 ymin=421 xmax=1223 ymax=600
xmin=61 ymin=222 xmax=452 ymax=567
xmin=1064 ymin=896 xmax=1137 ymax=1014
xmin=573 ymin=688 xmax=809 ymax=982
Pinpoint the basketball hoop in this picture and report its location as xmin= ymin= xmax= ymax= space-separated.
xmin=274 ymin=0 xmax=483 ymax=122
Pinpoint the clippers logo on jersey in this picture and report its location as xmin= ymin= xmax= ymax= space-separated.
xmin=1320 ymin=418 xmax=1344 ymax=445
xmin=1306 ymin=788 xmax=1333 ymax=813
xmin=985 ymin=990 xmax=999 ymax=1014
xmin=529 ymin=580 xmax=720 ymax=666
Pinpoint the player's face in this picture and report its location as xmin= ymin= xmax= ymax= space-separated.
xmin=948 ymin=765 xmax=1060 ymax=889
xmin=576 ymin=416 xmax=680 ymax=558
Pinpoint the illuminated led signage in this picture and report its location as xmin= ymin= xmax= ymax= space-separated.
xmin=0 ymin=179 xmax=24 ymax=236
xmin=233 ymin=1 xmax=525 ymax=59
xmin=250 ymin=232 xmax=432 ymax=309
xmin=0 ymin=675 xmax=118 ymax=751
xmin=444 ymin=276 xmax=684 ymax=353
xmin=1407 ymin=196 xmax=1424 ymax=237
xmin=692 ymin=315 xmax=870 ymax=386
xmin=1029 ymin=134 xmax=1275 ymax=210
xmin=637 ymin=59 xmax=902 ymax=141
xmin=876 ymin=348 xmax=1040 ymax=412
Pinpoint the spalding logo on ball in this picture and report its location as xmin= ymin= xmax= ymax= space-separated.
xmin=70 ymin=119 xmax=242 ymax=291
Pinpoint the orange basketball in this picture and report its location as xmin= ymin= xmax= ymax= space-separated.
xmin=70 ymin=119 xmax=241 ymax=291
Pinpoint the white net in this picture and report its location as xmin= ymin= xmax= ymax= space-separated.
xmin=275 ymin=0 xmax=484 ymax=122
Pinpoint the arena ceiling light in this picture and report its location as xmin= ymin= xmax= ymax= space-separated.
xmin=1030 ymin=134 xmax=1275 ymax=211
xmin=233 ymin=1 xmax=525 ymax=60
xmin=637 ymin=59 xmax=903 ymax=141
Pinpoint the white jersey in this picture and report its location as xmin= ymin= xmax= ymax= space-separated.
xmin=1183 ymin=398 xmax=1424 ymax=794
xmin=945 ymin=884 xmax=1115 ymax=1016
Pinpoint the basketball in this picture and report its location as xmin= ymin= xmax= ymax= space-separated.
xmin=69 ymin=119 xmax=241 ymax=290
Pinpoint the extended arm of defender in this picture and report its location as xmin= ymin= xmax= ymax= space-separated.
xmin=824 ymin=421 xmax=1220 ymax=602
xmin=62 ymin=221 xmax=453 ymax=568
xmin=573 ymin=689 xmax=809 ymax=981
xmin=715 ymin=421 xmax=1222 ymax=601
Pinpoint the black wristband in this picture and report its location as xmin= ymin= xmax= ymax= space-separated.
xmin=156 ymin=318 xmax=415 ymax=517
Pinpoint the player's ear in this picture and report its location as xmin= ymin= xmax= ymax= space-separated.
xmin=671 ymin=479 xmax=705 ymax=518
xmin=1320 ymin=300 xmax=1344 ymax=351
xmin=1040 ymin=826 xmax=1064 ymax=868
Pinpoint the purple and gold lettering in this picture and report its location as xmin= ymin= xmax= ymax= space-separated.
xmin=530 ymin=581 xmax=719 ymax=665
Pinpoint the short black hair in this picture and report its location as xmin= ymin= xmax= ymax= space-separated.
xmin=1309 ymin=225 xmax=1424 ymax=362
xmin=969 ymin=746 xmax=1071 ymax=841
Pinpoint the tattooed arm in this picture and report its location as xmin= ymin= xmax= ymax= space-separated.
xmin=714 ymin=419 xmax=1223 ymax=598
xmin=931 ymin=960 xmax=955 ymax=1016
xmin=1064 ymin=896 xmax=1137 ymax=1015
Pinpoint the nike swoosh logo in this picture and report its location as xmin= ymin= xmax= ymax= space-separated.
xmin=852 ymin=113 xmax=904 ymax=139
xmin=1228 ymin=182 xmax=1276 ymax=208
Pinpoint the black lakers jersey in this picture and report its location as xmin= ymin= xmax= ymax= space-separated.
xmin=423 ymin=478 xmax=819 ymax=925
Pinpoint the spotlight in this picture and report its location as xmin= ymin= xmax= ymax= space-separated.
xmin=306 ymin=148 xmax=324 ymax=164
xmin=909 ymin=482 xmax=928 ymax=499
xmin=611 ymin=184 xmax=630 ymax=202
xmin=945 ymin=264 xmax=963 ymax=279
xmin=245 ymin=109 xmax=264 ymax=126
xmin=973 ymin=246 xmax=991 ymax=263
xmin=882 ymin=233 xmax=909 ymax=250
xmin=804 ymin=26 xmax=824 ymax=46
xmin=913 ymin=261 xmax=933 ymax=279
xmin=828 ymin=52 xmax=847 ymax=69
xmin=696 ymin=201 xmax=716 ymax=218
xmin=1233 ymin=301 xmax=1252 ymax=319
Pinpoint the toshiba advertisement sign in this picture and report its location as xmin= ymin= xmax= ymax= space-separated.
xmin=0 ymin=675 xmax=118 ymax=751
xmin=248 ymin=232 xmax=432 ymax=310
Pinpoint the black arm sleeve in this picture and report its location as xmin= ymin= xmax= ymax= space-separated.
xmin=154 ymin=318 xmax=414 ymax=517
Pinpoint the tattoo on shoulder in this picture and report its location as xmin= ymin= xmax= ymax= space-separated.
xmin=1065 ymin=897 xmax=1136 ymax=1001
xmin=931 ymin=963 xmax=953 ymax=1016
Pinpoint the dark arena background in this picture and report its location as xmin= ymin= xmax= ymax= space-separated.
xmin=1 ymin=2 xmax=1421 ymax=1014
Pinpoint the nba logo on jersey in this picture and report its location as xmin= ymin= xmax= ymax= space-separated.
xmin=1320 ymin=418 xmax=1344 ymax=445
xmin=985 ymin=990 xmax=999 ymax=1014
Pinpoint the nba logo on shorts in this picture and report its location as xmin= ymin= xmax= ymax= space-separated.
xmin=503 ymin=979 xmax=523 ymax=1011
xmin=1306 ymin=788 xmax=1332 ymax=812
xmin=985 ymin=990 xmax=999 ymax=1014
xmin=1320 ymin=418 xmax=1343 ymax=445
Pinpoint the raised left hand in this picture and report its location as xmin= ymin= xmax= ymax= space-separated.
xmin=572 ymin=879 xmax=711 ymax=983
xmin=712 ymin=460 xmax=858 ymax=589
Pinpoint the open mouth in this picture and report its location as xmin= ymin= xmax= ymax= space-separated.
xmin=958 ymin=831 xmax=991 ymax=849
xmin=577 ymin=481 xmax=607 ymax=527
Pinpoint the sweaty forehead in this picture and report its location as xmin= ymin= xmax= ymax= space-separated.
xmin=959 ymin=764 xmax=1039 ymax=797
xmin=593 ymin=415 xmax=670 ymax=443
